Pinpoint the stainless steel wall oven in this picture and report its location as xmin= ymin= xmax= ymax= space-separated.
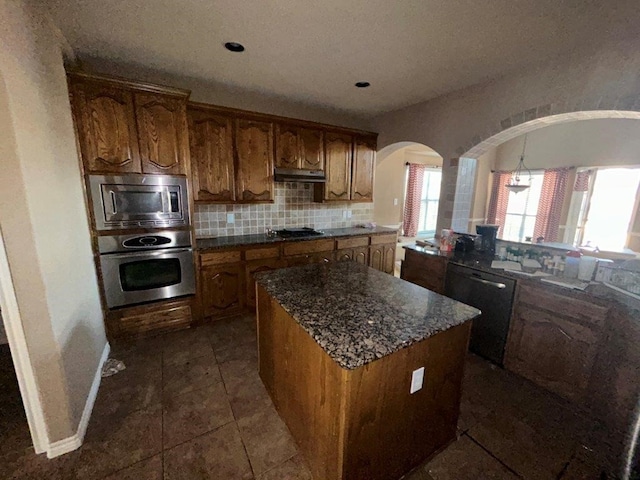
xmin=99 ymin=231 xmax=195 ymax=308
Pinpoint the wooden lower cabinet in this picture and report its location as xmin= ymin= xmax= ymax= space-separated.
xmin=246 ymin=258 xmax=283 ymax=308
xmin=336 ymin=246 xmax=368 ymax=265
xmin=106 ymin=298 xmax=192 ymax=338
xmin=200 ymin=263 xmax=244 ymax=318
xmin=505 ymin=284 xmax=605 ymax=403
xmin=369 ymin=243 xmax=396 ymax=274
xmin=400 ymin=248 xmax=448 ymax=294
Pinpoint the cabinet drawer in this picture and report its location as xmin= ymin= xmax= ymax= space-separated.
xmin=517 ymin=284 xmax=608 ymax=326
xmin=283 ymin=239 xmax=335 ymax=256
xmin=200 ymin=250 xmax=241 ymax=267
xmin=245 ymin=246 xmax=280 ymax=261
xmin=119 ymin=304 xmax=191 ymax=335
xmin=336 ymin=236 xmax=369 ymax=249
xmin=370 ymin=233 xmax=397 ymax=245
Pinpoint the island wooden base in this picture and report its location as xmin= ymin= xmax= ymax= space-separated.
xmin=257 ymin=285 xmax=471 ymax=480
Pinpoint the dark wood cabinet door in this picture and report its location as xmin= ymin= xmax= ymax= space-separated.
xmin=354 ymin=247 xmax=369 ymax=265
xmin=507 ymin=305 xmax=599 ymax=402
xmin=201 ymin=264 xmax=244 ymax=318
xmin=321 ymin=132 xmax=352 ymax=201
xmin=235 ymin=119 xmax=274 ymax=202
xmin=382 ymin=244 xmax=396 ymax=275
xmin=299 ymin=128 xmax=324 ymax=170
xmin=336 ymin=249 xmax=354 ymax=261
xmin=70 ymin=80 xmax=141 ymax=173
xmin=135 ymin=93 xmax=188 ymax=175
xmin=245 ymin=259 xmax=282 ymax=308
xmin=188 ymin=109 xmax=235 ymax=202
xmin=351 ymin=135 xmax=376 ymax=202
xmin=369 ymin=246 xmax=384 ymax=271
xmin=275 ymin=123 xmax=299 ymax=169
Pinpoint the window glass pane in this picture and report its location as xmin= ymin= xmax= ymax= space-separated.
xmin=582 ymin=168 xmax=640 ymax=251
xmin=114 ymin=191 xmax=163 ymax=214
xmin=417 ymin=170 xmax=441 ymax=235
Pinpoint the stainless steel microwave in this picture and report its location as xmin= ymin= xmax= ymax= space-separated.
xmin=89 ymin=174 xmax=190 ymax=230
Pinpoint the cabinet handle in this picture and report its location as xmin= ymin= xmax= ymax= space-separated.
xmin=469 ymin=276 xmax=506 ymax=289
xmin=110 ymin=191 xmax=117 ymax=214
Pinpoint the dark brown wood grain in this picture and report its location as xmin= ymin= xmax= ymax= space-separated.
xmin=234 ymin=118 xmax=274 ymax=202
xmin=350 ymin=135 xmax=376 ymax=202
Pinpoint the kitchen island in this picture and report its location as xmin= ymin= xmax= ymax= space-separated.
xmin=255 ymin=261 xmax=480 ymax=480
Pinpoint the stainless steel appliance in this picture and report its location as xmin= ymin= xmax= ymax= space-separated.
xmin=99 ymin=231 xmax=195 ymax=308
xmin=89 ymin=174 xmax=190 ymax=230
xmin=444 ymin=263 xmax=516 ymax=365
xmin=274 ymin=168 xmax=326 ymax=183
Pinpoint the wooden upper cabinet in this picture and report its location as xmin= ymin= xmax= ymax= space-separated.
xmin=70 ymin=79 xmax=141 ymax=174
xmin=188 ymin=108 xmax=235 ymax=202
xmin=235 ymin=118 xmax=274 ymax=202
xmin=135 ymin=93 xmax=188 ymax=175
xmin=298 ymin=128 xmax=324 ymax=170
xmin=275 ymin=124 xmax=299 ymax=169
xmin=318 ymin=132 xmax=352 ymax=201
xmin=351 ymin=135 xmax=376 ymax=202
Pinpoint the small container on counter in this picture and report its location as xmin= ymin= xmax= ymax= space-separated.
xmin=578 ymin=256 xmax=599 ymax=281
xmin=564 ymin=251 xmax=581 ymax=279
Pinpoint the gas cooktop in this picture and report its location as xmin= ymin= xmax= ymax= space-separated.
xmin=275 ymin=227 xmax=324 ymax=238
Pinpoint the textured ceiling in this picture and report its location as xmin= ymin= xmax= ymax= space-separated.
xmin=47 ymin=0 xmax=640 ymax=115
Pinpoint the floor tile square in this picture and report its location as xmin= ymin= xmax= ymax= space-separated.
xmin=162 ymin=351 xmax=222 ymax=398
xmin=256 ymin=454 xmax=312 ymax=480
xmin=103 ymin=454 xmax=163 ymax=480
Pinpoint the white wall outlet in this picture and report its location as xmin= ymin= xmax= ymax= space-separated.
xmin=226 ymin=213 xmax=235 ymax=224
xmin=410 ymin=367 xmax=425 ymax=394
xmin=394 ymin=198 xmax=399 ymax=206
xmin=347 ymin=210 xmax=352 ymax=219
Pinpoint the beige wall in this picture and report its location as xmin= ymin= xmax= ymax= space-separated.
xmin=493 ymin=118 xmax=640 ymax=170
xmin=469 ymin=149 xmax=496 ymax=229
xmin=77 ymin=57 xmax=373 ymax=131
xmin=0 ymin=0 xmax=106 ymax=443
xmin=374 ymin=146 xmax=443 ymax=228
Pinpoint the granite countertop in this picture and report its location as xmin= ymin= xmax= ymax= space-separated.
xmin=403 ymin=244 xmax=640 ymax=316
xmin=196 ymin=226 xmax=397 ymax=250
xmin=254 ymin=261 xmax=480 ymax=370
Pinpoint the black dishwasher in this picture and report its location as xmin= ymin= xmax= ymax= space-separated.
xmin=444 ymin=263 xmax=516 ymax=366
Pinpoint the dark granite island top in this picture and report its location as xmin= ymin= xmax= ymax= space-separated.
xmin=254 ymin=261 xmax=480 ymax=370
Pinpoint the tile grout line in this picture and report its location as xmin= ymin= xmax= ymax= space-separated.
xmin=464 ymin=432 xmax=524 ymax=478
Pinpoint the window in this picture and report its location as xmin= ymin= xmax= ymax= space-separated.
xmin=417 ymin=169 xmax=441 ymax=236
xmin=501 ymin=171 xmax=544 ymax=242
xmin=575 ymin=167 xmax=640 ymax=251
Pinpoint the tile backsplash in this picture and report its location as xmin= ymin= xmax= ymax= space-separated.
xmin=194 ymin=183 xmax=374 ymax=237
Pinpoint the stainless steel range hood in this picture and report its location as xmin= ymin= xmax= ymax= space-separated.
xmin=274 ymin=168 xmax=326 ymax=183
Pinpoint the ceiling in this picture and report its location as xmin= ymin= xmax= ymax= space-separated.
xmin=47 ymin=0 xmax=640 ymax=116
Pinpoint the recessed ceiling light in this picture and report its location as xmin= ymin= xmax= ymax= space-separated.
xmin=355 ymin=82 xmax=370 ymax=88
xmin=224 ymin=42 xmax=245 ymax=53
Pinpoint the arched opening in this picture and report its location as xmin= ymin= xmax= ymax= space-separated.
xmin=447 ymin=112 xmax=640 ymax=257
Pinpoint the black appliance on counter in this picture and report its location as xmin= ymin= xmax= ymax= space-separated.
xmin=475 ymin=224 xmax=499 ymax=255
xmin=445 ymin=263 xmax=516 ymax=365
xmin=275 ymin=227 xmax=324 ymax=238
xmin=454 ymin=234 xmax=476 ymax=253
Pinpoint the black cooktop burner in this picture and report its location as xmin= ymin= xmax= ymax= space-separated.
xmin=275 ymin=227 xmax=324 ymax=238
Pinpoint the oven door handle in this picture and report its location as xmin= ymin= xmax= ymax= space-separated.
xmin=102 ymin=247 xmax=193 ymax=260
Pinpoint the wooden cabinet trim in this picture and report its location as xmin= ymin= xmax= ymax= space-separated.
xmin=370 ymin=233 xmax=398 ymax=245
xmin=245 ymin=246 xmax=281 ymax=261
xmin=336 ymin=237 xmax=369 ymax=249
xmin=283 ymin=239 xmax=335 ymax=256
xmin=200 ymin=250 xmax=242 ymax=267
xmin=68 ymin=71 xmax=190 ymax=98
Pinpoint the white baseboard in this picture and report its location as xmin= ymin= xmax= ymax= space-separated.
xmin=46 ymin=341 xmax=110 ymax=459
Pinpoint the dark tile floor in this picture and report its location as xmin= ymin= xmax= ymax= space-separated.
xmin=0 ymin=315 xmax=624 ymax=479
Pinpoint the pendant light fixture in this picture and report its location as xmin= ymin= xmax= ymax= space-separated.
xmin=505 ymin=134 xmax=532 ymax=193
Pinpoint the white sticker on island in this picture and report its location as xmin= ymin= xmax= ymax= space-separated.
xmin=410 ymin=367 xmax=425 ymax=394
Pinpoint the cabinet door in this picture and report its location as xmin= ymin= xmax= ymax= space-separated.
xmin=382 ymin=243 xmax=396 ymax=275
xmin=188 ymin=109 xmax=235 ymax=202
xmin=275 ymin=124 xmax=299 ymax=169
xmin=245 ymin=259 xmax=282 ymax=308
xmin=354 ymin=247 xmax=369 ymax=265
xmin=299 ymin=128 xmax=324 ymax=170
xmin=135 ymin=93 xmax=188 ymax=175
xmin=322 ymin=132 xmax=352 ymax=201
xmin=506 ymin=305 xmax=599 ymax=402
xmin=369 ymin=246 xmax=384 ymax=271
xmin=235 ymin=119 xmax=274 ymax=202
xmin=201 ymin=263 xmax=244 ymax=318
xmin=336 ymin=249 xmax=354 ymax=261
xmin=70 ymin=80 xmax=141 ymax=173
xmin=350 ymin=135 xmax=376 ymax=202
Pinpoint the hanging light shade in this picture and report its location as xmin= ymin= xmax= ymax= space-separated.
xmin=505 ymin=134 xmax=532 ymax=193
